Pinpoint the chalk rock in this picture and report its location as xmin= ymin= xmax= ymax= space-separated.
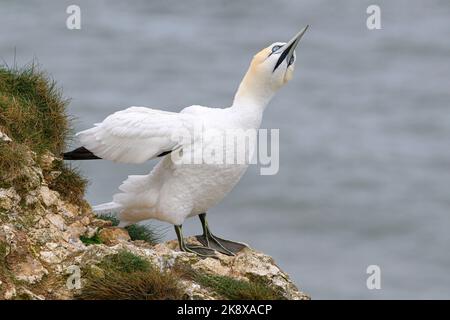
xmin=40 ymin=186 xmax=59 ymax=207
xmin=0 ymin=131 xmax=12 ymax=142
xmin=98 ymin=227 xmax=131 ymax=245
xmin=0 ymin=144 xmax=309 ymax=300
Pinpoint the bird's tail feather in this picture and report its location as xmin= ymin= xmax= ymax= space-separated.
xmin=92 ymin=202 xmax=133 ymax=227
xmin=63 ymin=146 xmax=101 ymax=160
xmin=92 ymin=201 xmax=122 ymax=215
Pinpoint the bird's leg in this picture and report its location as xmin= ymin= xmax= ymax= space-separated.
xmin=174 ymin=225 xmax=216 ymax=257
xmin=195 ymin=213 xmax=247 ymax=256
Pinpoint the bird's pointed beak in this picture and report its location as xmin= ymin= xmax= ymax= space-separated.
xmin=273 ymin=25 xmax=309 ymax=72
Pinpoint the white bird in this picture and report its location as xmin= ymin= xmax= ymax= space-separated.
xmin=64 ymin=26 xmax=309 ymax=256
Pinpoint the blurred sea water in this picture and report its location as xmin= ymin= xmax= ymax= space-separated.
xmin=1 ymin=0 xmax=449 ymax=298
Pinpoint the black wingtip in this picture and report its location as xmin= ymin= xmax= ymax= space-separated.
xmin=63 ymin=146 xmax=101 ymax=160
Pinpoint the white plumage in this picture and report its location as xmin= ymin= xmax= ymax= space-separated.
xmin=77 ymin=107 xmax=195 ymax=164
xmin=83 ymin=104 xmax=251 ymax=226
xmin=72 ymin=26 xmax=308 ymax=254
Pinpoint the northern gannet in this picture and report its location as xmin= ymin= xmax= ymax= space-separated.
xmin=64 ymin=26 xmax=309 ymax=257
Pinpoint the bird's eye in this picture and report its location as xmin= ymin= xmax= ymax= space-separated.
xmin=288 ymin=55 xmax=295 ymax=66
xmin=271 ymin=45 xmax=281 ymax=53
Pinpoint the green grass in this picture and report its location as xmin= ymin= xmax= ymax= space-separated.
xmin=99 ymin=250 xmax=150 ymax=273
xmin=198 ymin=274 xmax=286 ymax=300
xmin=183 ymin=268 xmax=286 ymax=300
xmin=0 ymin=63 xmax=86 ymax=204
xmin=48 ymin=159 xmax=88 ymax=207
xmin=0 ymin=142 xmax=28 ymax=181
xmin=78 ymin=250 xmax=184 ymax=300
xmin=77 ymin=250 xmax=287 ymax=300
xmin=79 ymin=233 xmax=103 ymax=245
xmin=0 ymin=63 xmax=69 ymax=155
xmin=97 ymin=214 xmax=162 ymax=245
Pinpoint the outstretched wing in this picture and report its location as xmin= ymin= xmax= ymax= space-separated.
xmin=77 ymin=106 xmax=195 ymax=163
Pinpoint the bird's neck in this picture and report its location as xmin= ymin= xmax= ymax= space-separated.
xmin=231 ymin=68 xmax=275 ymax=128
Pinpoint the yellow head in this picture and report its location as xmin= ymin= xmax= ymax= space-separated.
xmin=234 ymin=26 xmax=309 ymax=107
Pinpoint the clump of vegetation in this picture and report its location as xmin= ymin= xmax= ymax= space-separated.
xmin=79 ymin=233 xmax=102 ymax=245
xmin=126 ymin=224 xmax=161 ymax=245
xmin=194 ymin=274 xmax=286 ymax=300
xmin=78 ymin=250 xmax=184 ymax=300
xmin=0 ymin=63 xmax=69 ymax=154
xmin=79 ymin=270 xmax=185 ymax=300
xmin=0 ymin=142 xmax=28 ymax=178
xmin=48 ymin=160 xmax=88 ymax=206
xmin=178 ymin=265 xmax=286 ymax=300
xmin=77 ymin=249 xmax=286 ymax=300
xmin=99 ymin=250 xmax=151 ymax=273
xmin=97 ymin=214 xmax=162 ymax=245
xmin=0 ymin=63 xmax=86 ymax=203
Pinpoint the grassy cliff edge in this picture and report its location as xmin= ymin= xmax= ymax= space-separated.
xmin=0 ymin=64 xmax=87 ymax=205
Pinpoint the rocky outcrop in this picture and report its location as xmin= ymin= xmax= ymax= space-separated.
xmin=0 ymin=138 xmax=309 ymax=300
